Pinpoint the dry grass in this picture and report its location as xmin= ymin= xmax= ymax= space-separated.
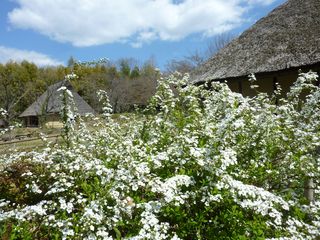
xmin=0 ymin=135 xmax=61 ymax=155
xmin=45 ymin=121 xmax=63 ymax=128
xmin=0 ymin=114 xmax=132 ymax=155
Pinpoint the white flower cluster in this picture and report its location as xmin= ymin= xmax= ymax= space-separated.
xmin=150 ymin=175 xmax=194 ymax=205
xmin=128 ymin=202 xmax=171 ymax=240
xmin=64 ymin=73 xmax=78 ymax=81
xmin=97 ymin=90 xmax=113 ymax=120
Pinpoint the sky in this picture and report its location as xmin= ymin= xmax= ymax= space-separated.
xmin=0 ymin=0 xmax=286 ymax=70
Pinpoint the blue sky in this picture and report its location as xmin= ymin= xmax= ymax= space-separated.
xmin=0 ymin=0 xmax=286 ymax=69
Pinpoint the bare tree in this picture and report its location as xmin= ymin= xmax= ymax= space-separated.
xmin=205 ymin=33 xmax=234 ymax=59
xmin=165 ymin=33 xmax=234 ymax=75
xmin=107 ymin=58 xmax=159 ymax=112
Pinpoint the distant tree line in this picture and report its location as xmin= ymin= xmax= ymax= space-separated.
xmin=0 ymin=57 xmax=160 ymax=124
xmin=0 ymin=33 xmax=234 ymax=125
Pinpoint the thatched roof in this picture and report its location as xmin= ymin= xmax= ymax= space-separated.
xmin=195 ymin=0 xmax=320 ymax=83
xmin=19 ymin=80 xmax=95 ymax=117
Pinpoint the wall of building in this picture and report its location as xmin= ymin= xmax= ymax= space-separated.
xmin=224 ymin=64 xmax=320 ymax=98
xmin=23 ymin=114 xmax=61 ymax=128
xmin=0 ymin=119 xmax=5 ymax=128
xmin=44 ymin=114 xmax=60 ymax=122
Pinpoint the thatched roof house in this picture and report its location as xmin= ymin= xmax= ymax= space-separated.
xmin=194 ymin=0 xmax=320 ymax=96
xmin=19 ymin=80 xmax=95 ymax=127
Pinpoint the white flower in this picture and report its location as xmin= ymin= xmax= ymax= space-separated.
xmin=31 ymin=182 xmax=42 ymax=194
xmin=233 ymin=119 xmax=245 ymax=129
xmin=62 ymin=228 xmax=74 ymax=237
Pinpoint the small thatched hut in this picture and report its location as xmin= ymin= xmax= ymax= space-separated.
xmin=194 ymin=0 xmax=320 ymax=97
xmin=19 ymin=80 xmax=95 ymax=127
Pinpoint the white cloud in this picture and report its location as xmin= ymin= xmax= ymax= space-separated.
xmin=0 ymin=46 xmax=63 ymax=66
xmin=247 ymin=0 xmax=277 ymax=6
xmin=8 ymin=0 xmax=277 ymax=47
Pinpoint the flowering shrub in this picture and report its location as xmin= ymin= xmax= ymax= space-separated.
xmin=58 ymin=85 xmax=78 ymax=147
xmin=0 ymin=108 xmax=8 ymax=135
xmin=0 ymin=109 xmax=21 ymax=138
xmin=0 ymin=72 xmax=319 ymax=239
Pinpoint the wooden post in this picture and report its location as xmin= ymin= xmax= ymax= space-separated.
xmin=304 ymin=178 xmax=314 ymax=202
xmin=305 ymin=147 xmax=320 ymax=202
